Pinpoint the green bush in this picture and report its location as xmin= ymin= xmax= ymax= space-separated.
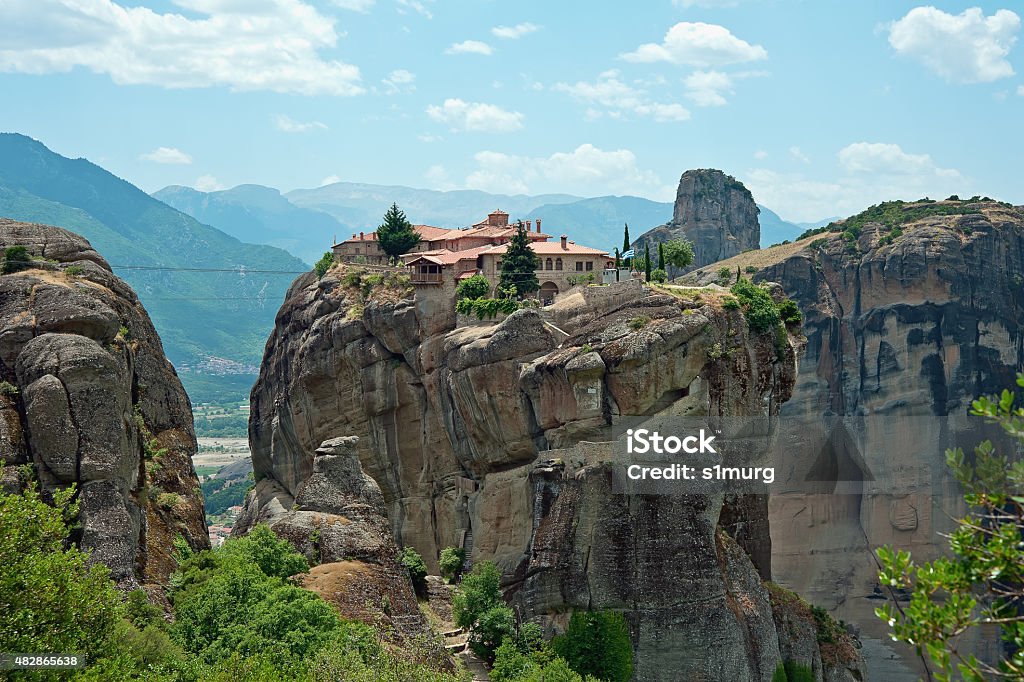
xmin=313 ymin=252 xmax=334 ymax=279
xmin=551 ymin=610 xmax=633 ymax=682
xmin=650 ymin=268 xmax=668 ymax=283
xmin=722 ymin=297 xmax=740 ymax=311
xmin=744 ymin=265 xmax=758 ymax=274
xmin=2 ymin=245 xmax=32 ymax=274
xmin=783 ymin=660 xmax=815 ymax=682
xmin=0 ymin=482 xmax=124 ymax=665
xmin=453 ymin=561 xmax=502 ymax=629
xmin=777 ymin=298 xmax=802 ymax=326
xmin=455 ymin=296 xmax=521 ymax=320
xmin=399 ymin=546 xmax=428 ymax=597
xmin=456 ymin=274 xmax=491 ymax=300
xmin=439 ymin=546 xmax=465 ymax=582
xmin=470 ymin=605 xmax=517 ymax=662
xmin=627 ymin=316 xmax=649 ymax=331
xmin=0 ymin=380 xmax=19 ymax=396
xmin=491 ymin=637 xmax=537 ymax=681
xmin=730 ymin=278 xmax=781 ymax=333
xmin=716 ymin=266 xmax=732 ymax=284
xmin=64 ymin=264 xmax=85 ymax=277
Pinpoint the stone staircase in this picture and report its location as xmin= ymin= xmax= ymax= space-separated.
xmin=462 ymin=529 xmax=474 ymax=571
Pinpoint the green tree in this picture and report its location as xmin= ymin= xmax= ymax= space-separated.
xmin=658 ymin=242 xmax=665 ymax=271
xmin=2 ymin=245 xmax=32 ymax=274
xmin=499 ymin=222 xmax=540 ymax=298
xmin=650 ymin=268 xmax=668 ymax=283
xmin=456 ymin=274 xmax=491 ymax=301
xmin=453 ymin=561 xmax=503 ymax=629
xmin=662 ymin=239 xmax=695 ymax=279
xmin=439 ymin=546 xmax=465 ymax=583
xmin=491 ymin=637 xmax=538 ymax=681
xmin=552 ymin=610 xmax=634 ymax=682
xmin=614 ymin=248 xmax=621 ymax=282
xmin=877 ymin=374 xmax=1024 ymax=681
xmin=643 ymin=244 xmax=652 ymax=281
xmin=377 ymin=204 xmax=420 ymax=264
xmin=730 ymin=278 xmax=781 ymax=334
xmin=621 ymin=224 xmax=631 ymax=267
xmin=0 ymin=481 xmax=123 ymax=664
xmin=313 ymin=252 xmax=334 ymax=278
xmin=399 ymin=546 xmax=428 ymax=597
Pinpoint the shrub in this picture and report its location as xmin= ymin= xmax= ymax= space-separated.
xmin=157 ymin=492 xmax=181 ymax=509
xmin=2 ymin=245 xmax=32 ymax=274
xmin=716 ymin=266 xmax=732 ymax=285
xmin=455 ymin=296 xmax=521 ymax=320
xmin=342 ymin=269 xmax=364 ymax=287
xmin=722 ymin=297 xmax=740 ymax=311
xmin=439 ymin=546 xmax=465 ymax=583
xmin=730 ymin=278 xmax=781 ymax=333
xmin=0 ymin=380 xmax=19 ymax=396
xmin=783 ymin=660 xmax=815 ymax=682
xmin=314 ymin=252 xmax=334 ymax=279
xmin=399 ymin=546 xmax=428 ymax=597
xmin=470 ymin=605 xmax=517 ymax=662
xmin=551 ymin=609 xmax=633 ymax=682
xmin=744 ymin=265 xmax=758 ymax=274
xmin=64 ymin=264 xmax=85 ymax=277
xmin=778 ymin=298 xmax=802 ymax=326
xmin=650 ymin=268 xmax=667 ymax=283
xmin=491 ymin=637 xmax=538 ymax=681
xmin=456 ymin=274 xmax=491 ymax=300
xmin=627 ymin=316 xmax=649 ymax=331
xmin=453 ymin=561 xmax=503 ymax=630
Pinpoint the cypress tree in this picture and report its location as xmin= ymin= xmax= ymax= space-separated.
xmin=377 ymin=203 xmax=420 ymax=264
xmin=499 ymin=221 xmax=540 ymax=298
xmin=644 ymin=244 xmax=652 ymax=281
xmin=622 ymin=223 xmax=630 ymax=266
xmin=614 ymin=248 xmax=620 ymax=282
xmin=658 ymin=242 xmax=665 ymax=271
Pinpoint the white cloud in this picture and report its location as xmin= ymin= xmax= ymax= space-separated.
xmin=888 ymin=7 xmax=1020 ymax=84
xmin=445 ymin=40 xmax=493 ymax=55
xmin=0 ymin=0 xmax=363 ymax=95
xmin=492 ymin=23 xmax=540 ymax=39
xmin=424 ymin=164 xmax=455 ymax=190
xmin=426 ymin=99 xmax=523 ymax=133
xmin=397 ymin=0 xmax=432 ymax=19
xmin=744 ymin=142 xmax=966 ymax=222
xmin=320 ymin=175 xmax=342 ymax=186
xmin=789 ymin=146 xmax=810 ymax=164
xmin=381 ymin=68 xmax=415 ymax=93
xmin=275 ymin=115 xmax=327 ymax=133
xmin=754 ymin=149 xmax=768 ymax=160
xmin=621 ymin=22 xmax=767 ymax=67
xmin=553 ymin=70 xmax=690 ymax=121
xmin=1019 ymin=85 xmax=1024 ymax=96
xmin=684 ymin=70 xmax=733 ymax=106
xmin=333 ymin=0 xmax=375 ymax=11
xmin=417 ymin=133 xmax=442 ymax=142
xmin=140 ymin=147 xmax=192 ymax=165
xmin=465 ymin=144 xmax=669 ymax=198
xmin=195 ymin=175 xmax=225 ymax=192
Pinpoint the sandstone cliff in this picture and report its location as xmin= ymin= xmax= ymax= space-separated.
xmin=691 ymin=199 xmax=1024 ymax=675
xmin=238 ymin=264 xmax=862 ymax=680
xmin=634 ymin=169 xmax=760 ymax=271
xmin=0 ymin=218 xmax=208 ymax=590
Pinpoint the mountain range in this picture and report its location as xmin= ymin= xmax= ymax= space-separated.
xmin=156 ymin=181 xmax=820 ymax=260
xmin=0 ymin=133 xmax=307 ymax=403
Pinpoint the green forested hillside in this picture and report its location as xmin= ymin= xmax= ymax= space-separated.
xmin=0 ymin=134 xmax=307 ymax=403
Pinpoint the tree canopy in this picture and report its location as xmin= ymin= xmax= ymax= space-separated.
xmin=377 ymin=204 xmax=420 ymax=264
xmin=498 ymin=222 xmax=540 ymax=298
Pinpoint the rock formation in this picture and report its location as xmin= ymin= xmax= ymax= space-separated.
xmin=0 ymin=218 xmax=208 ymax=590
xmin=634 ymin=169 xmax=760 ymax=271
xmin=691 ymin=199 xmax=1024 ymax=675
xmin=238 ymin=264 xmax=863 ymax=680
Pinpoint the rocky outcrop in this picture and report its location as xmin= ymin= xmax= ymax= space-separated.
xmin=691 ymin=199 xmax=1024 ymax=675
xmin=238 ymin=263 xmax=861 ymax=679
xmin=0 ymin=218 xmax=208 ymax=589
xmin=634 ymin=169 xmax=760 ymax=271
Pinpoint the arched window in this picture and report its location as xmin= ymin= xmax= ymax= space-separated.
xmin=555 ymin=258 xmax=563 ymax=271
xmin=545 ymin=258 xmax=553 ymax=270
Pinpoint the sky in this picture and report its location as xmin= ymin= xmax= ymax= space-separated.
xmin=0 ymin=0 xmax=1022 ymax=222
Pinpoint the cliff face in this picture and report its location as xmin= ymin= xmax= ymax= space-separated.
xmin=239 ymin=267 xmax=862 ymax=680
xmin=0 ymin=218 xmax=208 ymax=590
xmin=692 ymin=200 xmax=1024 ymax=672
xmin=634 ymin=169 xmax=760 ymax=270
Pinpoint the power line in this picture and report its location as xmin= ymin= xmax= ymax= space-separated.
xmin=110 ymin=265 xmax=307 ymax=274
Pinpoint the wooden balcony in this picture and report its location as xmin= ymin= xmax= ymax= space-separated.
xmin=410 ymin=272 xmax=443 ymax=284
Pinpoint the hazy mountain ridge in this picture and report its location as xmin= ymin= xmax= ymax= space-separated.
xmin=0 ymin=133 xmax=307 ymax=402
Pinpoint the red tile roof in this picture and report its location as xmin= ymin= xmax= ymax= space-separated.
xmin=482 ymin=242 xmax=610 ymax=256
xmin=403 ymin=245 xmax=491 ymax=266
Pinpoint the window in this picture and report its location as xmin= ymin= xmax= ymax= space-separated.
xmin=585 ymin=261 xmax=593 ymax=271
xmin=555 ymin=258 xmax=563 ymax=271
xmin=575 ymin=262 xmax=584 ymax=271
xmin=545 ymin=258 xmax=552 ymax=270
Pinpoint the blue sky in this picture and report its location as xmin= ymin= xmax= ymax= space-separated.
xmin=1 ymin=0 xmax=1022 ymax=222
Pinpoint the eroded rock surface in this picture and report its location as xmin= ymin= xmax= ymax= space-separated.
xmin=0 ymin=218 xmax=208 ymax=589
xmin=634 ymin=168 xmax=760 ymax=271
xmin=692 ymin=200 xmax=1024 ymax=674
xmin=239 ymin=264 xmax=860 ymax=679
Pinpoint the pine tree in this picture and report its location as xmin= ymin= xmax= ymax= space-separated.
xmin=377 ymin=203 xmax=420 ymax=264
xmin=499 ymin=222 xmax=540 ymax=298
xmin=644 ymin=244 xmax=652 ymax=281
xmin=658 ymin=242 xmax=665 ymax=270
xmin=622 ymin=223 xmax=631 ymax=266
xmin=614 ymin=248 xmax=621 ymax=282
